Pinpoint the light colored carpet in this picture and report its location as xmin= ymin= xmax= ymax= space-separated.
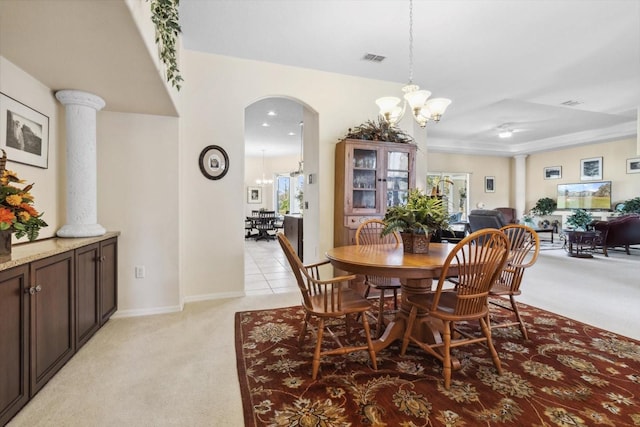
xmin=7 ymin=242 xmax=639 ymax=426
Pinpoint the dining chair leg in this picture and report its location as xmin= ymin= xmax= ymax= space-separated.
xmin=298 ymin=313 xmax=310 ymax=346
xmin=392 ymin=288 xmax=398 ymax=310
xmin=510 ymin=295 xmax=529 ymax=340
xmin=312 ymin=318 xmax=325 ymax=380
xmin=480 ymin=315 xmax=503 ymax=376
xmin=361 ymin=313 xmax=378 ymax=371
xmin=376 ymin=288 xmax=386 ymax=338
xmin=400 ymin=305 xmax=418 ymax=355
xmin=442 ymin=320 xmax=452 ymax=389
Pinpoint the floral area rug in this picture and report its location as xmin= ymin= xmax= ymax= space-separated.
xmin=235 ymin=302 xmax=640 ymax=426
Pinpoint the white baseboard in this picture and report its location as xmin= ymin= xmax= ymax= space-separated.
xmin=111 ymin=291 xmax=246 ymax=319
xmin=183 ymin=291 xmax=245 ymax=303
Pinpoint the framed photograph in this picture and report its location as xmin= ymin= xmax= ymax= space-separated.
xmin=543 ymin=166 xmax=562 ymax=180
xmin=0 ymin=92 xmax=49 ymax=168
xmin=247 ymin=186 xmax=262 ymax=204
xmin=198 ymin=145 xmax=229 ymax=180
xmin=580 ymin=157 xmax=602 ymax=180
xmin=627 ymin=157 xmax=640 ymax=174
xmin=484 ymin=176 xmax=495 ymax=193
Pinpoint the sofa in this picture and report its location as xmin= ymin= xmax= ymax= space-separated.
xmin=591 ymin=214 xmax=640 ymax=256
xmin=468 ymin=209 xmax=509 ymax=232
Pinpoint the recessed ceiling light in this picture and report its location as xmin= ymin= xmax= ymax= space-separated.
xmin=267 ymin=111 xmax=277 ymax=116
xmin=261 ymin=122 xmax=270 ymax=127
xmin=288 ymin=132 xmax=295 ymax=136
xmin=498 ymin=130 xmax=513 ymax=138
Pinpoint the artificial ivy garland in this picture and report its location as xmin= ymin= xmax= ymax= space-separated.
xmin=149 ymin=0 xmax=183 ymax=90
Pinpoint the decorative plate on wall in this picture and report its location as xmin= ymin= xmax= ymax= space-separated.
xmin=199 ymin=145 xmax=229 ymax=180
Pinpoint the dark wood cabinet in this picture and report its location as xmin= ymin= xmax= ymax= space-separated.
xmin=75 ymin=237 xmax=117 ymax=349
xmin=0 ymin=265 xmax=29 ymax=427
xmin=334 ymin=139 xmax=416 ymax=247
xmin=99 ymin=238 xmax=118 ymax=324
xmin=30 ymin=252 xmax=75 ymax=396
xmin=0 ymin=234 xmax=118 ymax=425
xmin=283 ymin=215 xmax=303 ymax=261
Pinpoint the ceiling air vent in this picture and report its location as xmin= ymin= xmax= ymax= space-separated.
xmin=362 ymin=53 xmax=386 ymax=63
xmin=561 ymin=100 xmax=582 ymax=106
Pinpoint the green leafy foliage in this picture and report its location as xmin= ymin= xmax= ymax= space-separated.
xmin=620 ymin=197 xmax=640 ymax=214
xmin=566 ymin=208 xmax=593 ymax=230
xmin=382 ymin=189 xmax=449 ymax=236
xmin=531 ymin=197 xmax=557 ymax=216
xmin=344 ymin=117 xmax=414 ymax=144
xmin=149 ymin=0 xmax=183 ymax=90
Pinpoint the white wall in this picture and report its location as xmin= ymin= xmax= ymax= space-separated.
xmin=244 ymin=154 xmax=298 ymax=214
xmin=178 ymin=50 xmax=404 ymax=300
xmin=0 ymin=57 xmax=61 ymax=242
xmin=97 ymin=111 xmax=181 ymax=315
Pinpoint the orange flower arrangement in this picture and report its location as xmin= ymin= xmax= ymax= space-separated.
xmin=0 ymin=168 xmax=47 ymax=241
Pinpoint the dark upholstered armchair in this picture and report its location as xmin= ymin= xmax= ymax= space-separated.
xmin=591 ymin=214 xmax=640 ymax=256
xmin=495 ymin=207 xmax=518 ymax=224
xmin=468 ymin=209 xmax=509 ymax=232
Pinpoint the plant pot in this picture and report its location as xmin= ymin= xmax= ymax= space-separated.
xmin=400 ymin=232 xmax=431 ymax=254
xmin=0 ymin=229 xmax=12 ymax=256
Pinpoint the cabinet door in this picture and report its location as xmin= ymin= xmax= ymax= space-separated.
xmin=347 ymin=144 xmax=382 ymax=214
xmin=99 ymin=238 xmax=118 ymax=324
xmin=75 ymin=243 xmax=100 ymax=349
xmin=384 ymin=146 xmax=415 ymax=208
xmin=0 ymin=265 xmax=29 ymax=426
xmin=30 ymin=252 xmax=74 ymax=396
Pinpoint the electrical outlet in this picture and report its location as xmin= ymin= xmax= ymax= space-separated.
xmin=135 ymin=266 xmax=145 ymax=278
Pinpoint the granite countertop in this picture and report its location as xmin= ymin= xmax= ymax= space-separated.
xmin=0 ymin=231 xmax=120 ymax=271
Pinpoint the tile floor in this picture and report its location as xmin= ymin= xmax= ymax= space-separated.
xmin=244 ymin=237 xmax=299 ymax=295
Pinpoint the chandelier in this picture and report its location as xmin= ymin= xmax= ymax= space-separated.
xmin=375 ymin=0 xmax=451 ymax=128
xmin=256 ymin=150 xmax=273 ymax=185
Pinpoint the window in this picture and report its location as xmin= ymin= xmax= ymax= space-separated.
xmin=276 ymin=174 xmax=304 ymax=214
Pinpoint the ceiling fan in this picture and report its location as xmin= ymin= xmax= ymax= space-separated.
xmin=496 ymin=123 xmax=532 ymax=138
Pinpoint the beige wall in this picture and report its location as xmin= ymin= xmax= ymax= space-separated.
xmin=426 ymin=152 xmax=513 ymax=210
xmin=526 ymin=138 xmax=639 ymax=212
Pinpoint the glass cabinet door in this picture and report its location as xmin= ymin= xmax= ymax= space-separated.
xmin=352 ymin=148 xmax=378 ymax=211
xmin=386 ymin=150 xmax=410 ymax=207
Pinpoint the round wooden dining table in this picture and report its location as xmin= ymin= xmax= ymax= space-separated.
xmin=326 ymin=242 xmax=457 ymax=352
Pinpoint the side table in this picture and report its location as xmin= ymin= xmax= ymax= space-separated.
xmin=563 ymin=230 xmax=602 ymax=258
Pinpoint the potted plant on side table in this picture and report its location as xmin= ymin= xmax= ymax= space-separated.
xmin=381 ymin=189 xmax=449 ymax=253
xmin=564 ymin=209 xmax=597 ymax=258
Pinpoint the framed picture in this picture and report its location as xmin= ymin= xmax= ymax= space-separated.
xmin=247 ymin=186 xmax=262 ymax=204
xmin=484 ymin=176 xmax=495 ymax=193
xmin=627 ymin=157 xmax=640 ymax=174
xmin=198 ymin=145 xmax=229 ymax=180
xmin=580 ymin=157 xmax=602 ymax=180
xmin=0 ymin=92 xmax=49 ymax=168
xmin=543 ymin=166 xmax=562 ymax=180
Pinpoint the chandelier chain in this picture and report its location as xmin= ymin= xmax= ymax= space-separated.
xmin=408 ymin=0 xmax=414 ymax=84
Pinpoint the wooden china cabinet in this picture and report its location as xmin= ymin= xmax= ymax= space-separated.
xmin=334 ymin=139 xmax=416 ymax=247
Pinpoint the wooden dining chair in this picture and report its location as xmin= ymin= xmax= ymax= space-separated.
xmin=355 ymin=219 xmax=402 ymax=337
xmin=276 ymin=233 xmax=378 ymax=379
xmin=489 ymin=224 xmax=540 ymax=339
xmin=400 ymin=229 xmax=510 ymax=389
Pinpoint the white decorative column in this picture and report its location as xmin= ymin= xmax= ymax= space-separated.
xmin=55 ymin=90 xmax=106 ymax=237
xmin=514 ymin=154 xmax=528 ymax=220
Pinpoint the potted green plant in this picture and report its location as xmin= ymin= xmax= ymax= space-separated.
xmin=531 ymin=197 xmax=557 ymax=216
xmin=620 ymin=197 xmax=640 ymax=214
xmin=566 ymin=209 xmax=593 ymax=231
xmin=381 ymin=189 xmax=449 ymax=253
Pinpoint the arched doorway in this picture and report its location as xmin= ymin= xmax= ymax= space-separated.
xmin=243 ymin=97 xmax=319 ymax=290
